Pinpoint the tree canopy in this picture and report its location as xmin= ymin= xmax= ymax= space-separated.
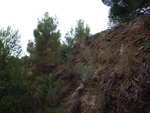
xmin=0 ymin=24 xmax=65 ymax=113
xmin=0 ymin=11 xmax=93 ymax=113
xmin=102 ymin=0 xmax=150 ymax=25
xmin=61 ymin=19 xmax=91 ymax=61
xmin=27 ymin=12 xmax=62 ymax=76
xmin=64 ymin=19 xmax=91 ymax=48
xmin=0 ymin=26 xmax=21 ymax=57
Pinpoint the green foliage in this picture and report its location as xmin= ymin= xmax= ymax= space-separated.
xmin=0 ymin=26 xmax=22 ymax=57
xmin=64 ymin=19 xmax=91 ymax=46
xmin=0 ymin=68 xmax=64 ymax=113
xmin=83 ymin=51 xmax=96 ymax=64
xmin=61 ymin=19 xmax=91 ymax=61
xmin=45 ymin=107 xmax=65 ymax=113
xmin=60 ymin=42 xmax=74 ymax=61
xmin=102 ymin=0 xmax=150 ymax=26
xmin=33 ymin=74 xmax=63 ymax=113
xmin=75 ymin=19 xmax=91 ymax=41
xmin=65 ymin=28 xmax=76 ymax=48
xmin=27 ymin=12 xmax=62 ymax=75
xmin=0 ymin=26 xmax=65 ymax=113
xmin=45 ymin=102 xmax=69 ymax=113
xmin=64 ymin=19 xmax=91 ymax=45
xmin=0 ymin=26 xmax=31 ymax=113
xmin=0 ymin=26 xmax=25 ymax=82
xmin=75 ymin=63 xmax=92 ymax=82
xmin=27 ymin=40 xmax=35 ymax=56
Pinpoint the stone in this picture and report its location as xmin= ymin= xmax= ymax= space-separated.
xmin=138 ymin=46 xmax=144 ymax=51
xmin=105 ymin=37 xmax=111 ymax=41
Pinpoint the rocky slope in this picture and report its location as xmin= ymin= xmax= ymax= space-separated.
xmin=58 ymin=14 xmax=150 ymax=113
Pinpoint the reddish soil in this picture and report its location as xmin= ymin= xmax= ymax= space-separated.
xmin=58 ymin=15 xmax=150 ymax=113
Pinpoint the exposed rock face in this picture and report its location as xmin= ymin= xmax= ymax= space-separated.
xmin=59 ymin=15 xmax=150 ymax=113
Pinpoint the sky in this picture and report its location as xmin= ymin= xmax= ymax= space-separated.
xmin=0 ymin=0 xmax=109 ymax=55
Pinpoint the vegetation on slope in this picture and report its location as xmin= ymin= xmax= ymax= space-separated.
xmin=0 ymin=0 xmax=150 ymax=112
xmin=0 ymin=12 xmax=91 ymax=113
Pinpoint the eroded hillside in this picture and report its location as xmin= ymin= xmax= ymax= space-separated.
xmin=57 ymin=15 xmax=150 ymax=113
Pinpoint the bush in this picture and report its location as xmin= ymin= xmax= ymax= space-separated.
xmin=75 ymin=63 xmax=92 ymax=82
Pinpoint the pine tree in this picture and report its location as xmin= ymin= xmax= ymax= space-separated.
xmin=27 ymin=12 xmax=62 ymax=76
xmin=102 ymin=0 xmax=150 ymax=26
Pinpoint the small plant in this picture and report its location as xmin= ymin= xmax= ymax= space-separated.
xmin=82 ymin=51 xmax=96 ymax=64
xmin=80 ymin=42 xmax=85 ymax=49
xmin=75 ymin=63 xmax=92 ymax=82
xmin=87 ymin=52 xmax=96 ymax=64
xmin=66 ymin=52 xmax=73 ymax=61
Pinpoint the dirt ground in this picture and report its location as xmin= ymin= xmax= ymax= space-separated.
xmin=57 ymin=15 xmax=150 ymax=113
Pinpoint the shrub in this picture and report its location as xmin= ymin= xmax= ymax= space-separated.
xmin=75 ymin=63 xmax=92 ymax=82
xmin=82 ymin=51 xmax=96 ymax=64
